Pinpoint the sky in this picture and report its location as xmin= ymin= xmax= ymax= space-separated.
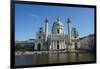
xmin=15 ymin=4 xmax=95 ymax=41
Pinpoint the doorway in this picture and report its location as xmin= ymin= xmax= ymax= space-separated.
xmin=57 ymin=45 xmax=59 ymax=49
xmin=75 ymin=43 xmax=77 ymax=50
xmin=37 ymin=43 xmax=41 ymax=51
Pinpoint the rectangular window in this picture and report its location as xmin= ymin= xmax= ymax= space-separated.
xmin=57 ymin=29 xmax=59 ymax=34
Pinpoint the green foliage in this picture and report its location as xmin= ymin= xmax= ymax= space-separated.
xmin=15 ymin=44 xmax=27 ymax=52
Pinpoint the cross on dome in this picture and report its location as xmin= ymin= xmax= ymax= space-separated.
xmin=57 ymin=16 xmax=60 ymax=21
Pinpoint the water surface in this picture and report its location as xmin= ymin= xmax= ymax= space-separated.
xmin=15 ymin=52 xmax=95 ymax=66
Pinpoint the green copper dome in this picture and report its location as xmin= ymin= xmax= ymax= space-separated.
xmin=53 ymin=17 xmax=64 ymax=28
xmin=52 ymin=17 xmax=64 ymax=34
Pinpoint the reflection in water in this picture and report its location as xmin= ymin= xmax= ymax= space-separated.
xmin=15 ymin=52 xmax=95 ymax=66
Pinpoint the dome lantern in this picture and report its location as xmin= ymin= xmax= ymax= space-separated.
xmin=57 ymin=16 xmax=60 ymax=21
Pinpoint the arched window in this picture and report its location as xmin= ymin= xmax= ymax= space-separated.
xmin=57 ymin=24 xmax=59 ymax=26
xmin=39 ymin=36 xmax=41 ymax=39
xmin=39 ymin=31 xmax=42 ymax=33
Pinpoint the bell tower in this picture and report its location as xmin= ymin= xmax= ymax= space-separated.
xmin=45 ymin=17 xmax=48 ymax=42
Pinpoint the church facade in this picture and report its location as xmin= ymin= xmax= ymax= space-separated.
xmin=34 ymin=17 xmax=80 ymax=51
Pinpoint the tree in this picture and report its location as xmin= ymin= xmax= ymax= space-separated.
xmin=15 ymin=44 xmax=27 ymax=52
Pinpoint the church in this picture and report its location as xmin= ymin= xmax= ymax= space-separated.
xmin=34 ymin=17 xmax=80 ymax=51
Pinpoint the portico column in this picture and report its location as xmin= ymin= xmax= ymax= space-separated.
xmin=61 ymin=40 xmax=63 ymax=49
xmin=55 ymin=41 xmax=57 ymax=49
xmin=59 ymin=40 xmax=61 ymax=49
xmin=51 ymin=40 xmax=53 ymax=50
xmin=64 ymin=41 xmax=66 ymax=49
xmin=52 ymin=40 xmax=53 ymax=50
xmin=53 ymin=40 xmax=54 ymax=49
xmin=63 ymin=40 xmax=64 ymax=49
xmin=54 ymin=40 xmax=55 ymax=49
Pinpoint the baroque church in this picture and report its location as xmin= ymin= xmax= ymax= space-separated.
xmin=34 ymin=17 xmax=80 ymax=51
